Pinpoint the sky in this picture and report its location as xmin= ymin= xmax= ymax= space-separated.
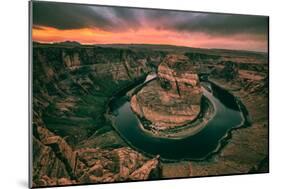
xmin=32 ymin=2 xmax=268 ymax=52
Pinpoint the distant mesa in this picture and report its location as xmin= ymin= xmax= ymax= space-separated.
xmin=33 ymin=41 xmax=81 ymax=47
xmin=53 ymin=41 xmax=82 ymax=46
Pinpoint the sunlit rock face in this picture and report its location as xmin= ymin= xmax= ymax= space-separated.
xmin=157 ymin=54 xmax=202 ymax=99
xmin=131 ymin=54 xmax=203 ymax=129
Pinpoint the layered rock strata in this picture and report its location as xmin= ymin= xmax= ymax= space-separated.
xmin=131 ymin=54 xmax=203 ymax=130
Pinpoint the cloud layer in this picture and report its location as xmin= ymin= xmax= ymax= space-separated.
xmin=32 ymin=1 xmax=268 ymax=52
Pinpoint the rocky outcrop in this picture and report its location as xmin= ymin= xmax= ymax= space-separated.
xmin=77 ymin=147 xmax=160 ymax=183
xmin=63 ymin=51 xmax=81 ymax=68
xmin=131 ymin=54 xmax=203 ymax=130
xmin=33 ymin=126 xmax=161 ymax=187
xmin=129 ymin=155 xmax=160 ymax=180
xmin=32 ymin=136 xmax=72 ymax=186
xmin=34 ymin=175 xmax=75 ymax=187
xmin=157 ymin=54 xmax=202 ymax=100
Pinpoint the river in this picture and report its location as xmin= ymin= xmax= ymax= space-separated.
xmin=109 ymin=74 xmax=247 ymax=160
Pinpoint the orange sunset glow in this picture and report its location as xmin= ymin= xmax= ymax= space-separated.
xmin=32 ymin=2 xmax=268 ymax=52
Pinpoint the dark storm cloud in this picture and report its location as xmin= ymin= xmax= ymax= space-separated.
xmin=90 ymin=6 xmax=142 ymax=31
xmin=33 ymin=1 xmax=268 ymax=36
xmin=33 ymin=1 xmax=114 ymax=30
xmin=138 ymin=9 xmax=268 ymax=36
xmin=166 ymin=14 xmax=268 ymax=35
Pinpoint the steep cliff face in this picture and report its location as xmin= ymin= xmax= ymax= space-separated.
xmin=33 ymin=45 xmax=162 ymax=145
xmin=62 ymin=51 xmax=81 ymax=68
xmin=131 ymin=54 xmax=203 ymax=129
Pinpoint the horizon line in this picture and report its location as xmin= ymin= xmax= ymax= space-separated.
xmin=32 ymin=40 xmax=268 ymax=54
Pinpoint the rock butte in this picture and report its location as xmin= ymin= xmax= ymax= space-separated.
xmin=131 ymin=54 xmax=203 ymax=130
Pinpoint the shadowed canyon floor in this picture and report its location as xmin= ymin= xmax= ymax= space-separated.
xmin=32 ymin=42 xmax=268 ymax=187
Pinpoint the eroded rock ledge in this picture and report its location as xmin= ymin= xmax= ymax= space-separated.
xmin=33 ymin=126 xmax=161 ymax=187
xmin=131 ymin=54 xmax=206 ymax=133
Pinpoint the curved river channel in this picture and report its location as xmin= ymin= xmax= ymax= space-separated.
xmin=109 ymin=74 xmax=249 ymax=160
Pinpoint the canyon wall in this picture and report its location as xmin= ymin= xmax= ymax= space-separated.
xmin=32 ymin=44 xmax=165 ymax=187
